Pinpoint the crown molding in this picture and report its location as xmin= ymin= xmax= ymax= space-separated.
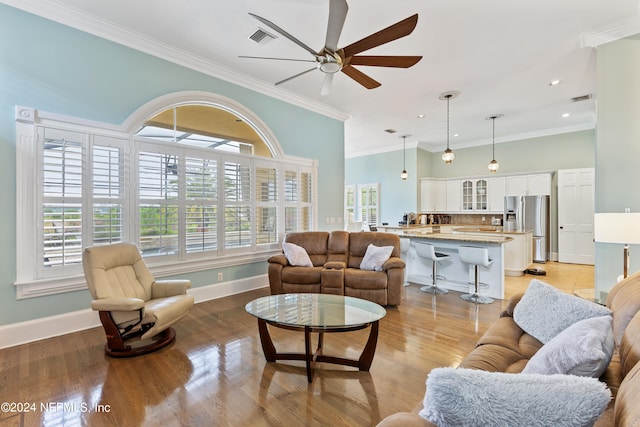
xmin=581 ymin=13 xmax=640 ymax=48
xmin=1 ymin=0 xmax=350 ymax=122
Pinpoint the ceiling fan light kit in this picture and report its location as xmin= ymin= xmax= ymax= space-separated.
xmin=242 ymin=0 xmax=422 ymax=95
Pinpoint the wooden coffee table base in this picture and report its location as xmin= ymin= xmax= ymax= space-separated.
xmin=257 ymin=318 xmax=380 ymax=383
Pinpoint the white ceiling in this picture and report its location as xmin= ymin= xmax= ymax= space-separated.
xmin=6 ymin=0 xmax=640 ymax=156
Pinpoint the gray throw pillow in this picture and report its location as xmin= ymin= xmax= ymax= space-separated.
xmin=360 ymin=244 xmax=393 ymax=271
xmin=282 ymin=242 xmax=313 ymax=267
xmin=513 ymin=279 xmax=612 ymax=343
xmin=522 ymin=315 xmax=614 ymax=377
xmin=420 ymin=368 xmax=611 ymax=427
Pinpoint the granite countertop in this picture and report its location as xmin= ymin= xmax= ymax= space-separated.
xmin=383 ymin=224 xmax=530 ymax=235
xmin=401 ymin=231 xmax=513 ymax=244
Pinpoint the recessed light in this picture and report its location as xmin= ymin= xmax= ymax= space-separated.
xmin=417 ymin=114 xmax=425 ymax=119
xmin=562 ymin=113 xmax=570 ymax=118
xmin=549 ymin=80 xmax=561 ymax=86
xmin=454 ymin=133 xmax=459 ymax=137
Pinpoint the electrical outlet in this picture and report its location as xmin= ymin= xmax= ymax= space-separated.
xmin=217 ymin=272 xmax=223 ymax=281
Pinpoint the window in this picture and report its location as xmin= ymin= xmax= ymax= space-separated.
xmin=15 ymin=98 xmax=317 ymax=299
xmin=344 ymin=183 xmax=380 ymax=229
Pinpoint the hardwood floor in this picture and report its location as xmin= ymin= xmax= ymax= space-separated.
xmin=0 ymin=262 xmax=593 ymax=427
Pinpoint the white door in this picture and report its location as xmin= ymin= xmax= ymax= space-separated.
xmin=558 ymin=168 xmax=594 ymax=264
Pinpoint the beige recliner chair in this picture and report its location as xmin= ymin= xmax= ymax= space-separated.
xmin=82 ymin=243 xmax=194 ymax=357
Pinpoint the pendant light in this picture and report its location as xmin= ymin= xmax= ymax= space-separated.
xmin=486 ymin=114 xmax=503 ymax=173
xmin=439 ymin=91 xmax=460 ymax=164
xmin=400 ymin=134 xmax=409 ymax=180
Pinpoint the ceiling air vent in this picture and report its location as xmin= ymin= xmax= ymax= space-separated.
xmin=571 ymin=94 xmax=593 ymax=103
xmin=249 ymin=28 xmax=276 ymax=45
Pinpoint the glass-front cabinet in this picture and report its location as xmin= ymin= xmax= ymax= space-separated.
xmin=462 ymin=180 xmax=473 ymax=210
xmin=462 ymin=179 xmax=488 ymax=211
xmin=475 ymin=179 xmax=487 ymax=210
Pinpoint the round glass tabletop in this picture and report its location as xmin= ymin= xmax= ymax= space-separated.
xmin=245 ymin=293 xmax=386 ymax=329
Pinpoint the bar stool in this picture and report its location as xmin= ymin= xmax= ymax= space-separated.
xmin=415 ymin=242 xmax=450 ymax=295
xmin=400 ymin=238 xmax=411 ymax=287
xmin=459 ymin=246 xmax=494 ymax=304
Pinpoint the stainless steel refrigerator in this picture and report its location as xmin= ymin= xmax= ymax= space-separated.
xmin=504 ymin=195 xmax=550 ymax=263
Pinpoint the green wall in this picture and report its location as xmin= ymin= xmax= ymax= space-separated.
xmin=0 ymin=5 xmax=344 ymax=326
xmin=346 ymin=130 xmax=595 ymax=253
xmin=595 ymin=36 xmax=640 ymax=299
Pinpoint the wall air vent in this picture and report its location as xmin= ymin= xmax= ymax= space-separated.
xmin=249 ymin=28 xmax=276 ymax=45
xmin=571 ymin=94 xmax=593 ymax=103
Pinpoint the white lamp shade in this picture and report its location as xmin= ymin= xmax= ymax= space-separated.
xmin=594 ymin=213 xmax=640 ymax=244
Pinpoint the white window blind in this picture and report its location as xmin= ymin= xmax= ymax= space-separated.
xmin=224 ymin=158 xmax=252 ymax=249
xmin=255 ymin=164 xmax=278 ymax=245
xmin=92 ymin=136 xmax=125 ymax=246
xmin=41 ymin=128 xmax=84 ymax=269
xmin=138 ymin=149 xmax=180 ymax=257
xmin=185 ymin=156 xmax=218 ymax=253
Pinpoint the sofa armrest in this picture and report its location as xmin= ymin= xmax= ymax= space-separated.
xmin=500 ymin=293 xmax=525 ymax=318
xmin=152 ymin=280 xmax=191 ymax=298
xmin=91 ymin=297 xmax=145 ymax=312
xmin=268 ymin=254 xmax=289 ymax=266
xmin=324 ymin=261 xmax=345 ymax=270
xmin=382 ymin=256 xmax=406 ymax=271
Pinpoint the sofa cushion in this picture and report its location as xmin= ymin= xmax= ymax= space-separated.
xmin=522 ymin=315 xmax=614 ymax=378
xmin=360 ymin=244 xmax=394 ymax=271
xmin=344 ymin=269 xmax=388 ymax=290
xmin=513 ymin=279 xmax=612 ymax=344
xmin=419 ymin=367 xmax=611 ymax=427
xmin=281 ymin=266 xmax=322 ymax=285
xmin=282 ymin=242 xmax=313 ymax=267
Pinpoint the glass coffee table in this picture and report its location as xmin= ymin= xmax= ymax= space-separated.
xmin=245 ymin=293 xmax=386 ymax=383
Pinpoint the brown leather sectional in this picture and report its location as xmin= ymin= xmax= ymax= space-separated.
xmin=267 ymin=231 xmax=405 ymax=306
xmin=376 ymin=272 xmax=640 ymax=426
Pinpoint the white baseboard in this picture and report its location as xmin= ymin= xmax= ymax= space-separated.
xmin=0 ymin=274 xmax=269 ymax=350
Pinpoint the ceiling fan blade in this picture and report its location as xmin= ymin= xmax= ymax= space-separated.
xmin=341 ymin=65 xmax=381 ymax=89
xmin=248 ymin=13 xmax=318 ymax=57
xmin=274 ymin=67 xmax=317 ymax=86
xmin=349 ymin=55 xmax=422 ymax=68
xmin=341 ymin=14 xmax=419 ymax=58
xmin=320 ymin=73 xmax=334 ymax=96
xmin=239 ymin=55 xmax=317 ymax=63
xmin=325 ymin=0 xmax=348 ymax=52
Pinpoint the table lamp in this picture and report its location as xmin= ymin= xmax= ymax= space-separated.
xmin=594 ymin=211 xmax=640 ymax=279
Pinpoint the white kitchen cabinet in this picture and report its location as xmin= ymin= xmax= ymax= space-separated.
xmin=420 ymin=179 xmax=446 ymax=212
xmin=446 ymin=180 xmax=461 ymax=212
xmin=505 ymin=175 xmax=527 ymax=196
xmin=488 ymin=177 xmax=506 ymax=212
xmin=506 ymin=174 xmax=551 ymax=196
xmin=527 ymin=173 xmax=551 ymax=195
xmin=504 ymin=232 xmax=533 ymax=276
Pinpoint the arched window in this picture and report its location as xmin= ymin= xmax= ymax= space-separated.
xmin=14 ymin=93 xmax=316 ymax=298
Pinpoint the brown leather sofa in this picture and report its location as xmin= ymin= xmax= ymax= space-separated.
xmin=267 ymin=231 xmax=405 ymax=306
xmin=377 ymin=272 xmax=640 ymax=426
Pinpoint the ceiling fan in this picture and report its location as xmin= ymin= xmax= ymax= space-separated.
xmin=240 ymin=0 xmax=422 ymax=95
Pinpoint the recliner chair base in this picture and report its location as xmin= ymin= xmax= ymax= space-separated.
xmin=99 ymin=311 xmax=176 ymax=357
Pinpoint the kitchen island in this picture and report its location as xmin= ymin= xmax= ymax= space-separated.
xmin=397 ymin=230 xmax=513 ymax=300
